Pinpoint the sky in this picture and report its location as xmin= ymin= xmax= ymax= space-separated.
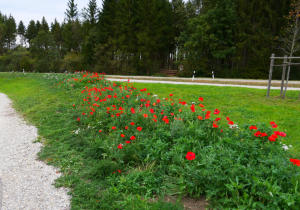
xmin=0 ymin=0 xmax=103 ymax=26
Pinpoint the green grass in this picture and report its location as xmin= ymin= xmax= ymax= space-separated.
xmin=132 ymin=83 xmax=300 ymax=154
xmin=0 ymin=72 xmax=300 ymax=209
xmin=0 ymin=73 xmax=184 ymax=209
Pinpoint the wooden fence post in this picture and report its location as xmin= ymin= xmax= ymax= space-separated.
xmin=280 ymin=55 xmax=287 ymax=97
xmin=267 ymin=53 xmax=275 ymax=97
xmin=283 ymin=59 xmax=291 ymax=99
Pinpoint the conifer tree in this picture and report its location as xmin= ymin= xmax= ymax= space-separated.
xmin=41 ymin=17 xmax=49 ymax=32
xmin=17 ymin=21 xmax=26 ymax=46
xmin=25 ymin=20 xmax=37 ymax=45
xmin=83 ymin=0 xmax=98 ymax=25
xmin=4 ymin=15 xmax=17 ymax=49
xmin=65 ymin=0 xmax=78 ymax=22
xmin=51 ymin=19 xmax=62 ymax=50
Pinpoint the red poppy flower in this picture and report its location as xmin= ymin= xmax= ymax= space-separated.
xmin=261 ymin=132 xmax=268 ymax=137
xmin=125 ymin=126 xmax=128 ymax=130
xmin=185 ymin=152 xmax=196 ymax=160
xmin=137 ymin=127 xmax=142 ymax=131
xmin=156 ymin=99 xmax=161 ymax=103
xmin=77 ymin=117 xmax=80 ymax=121
xmin=125 ymin=141 xmax=131 ymax=144
xmin=121 ymin=134 xmax=125 ymax=138
xmin=118 ymin=144 xmax=123 ymax=149
xmin=112 ymin=126 xmax=116 ymax=130
xmin=290 ymin=159 xmax=300 ymax=166
xmin=199 ymin=97 xmax=203 ymax=101
xmin=213 ymin=122 xmax=218 ymax=128
xmin=130 ymin=107 xmax=135 ymax=114
xmin=268 ymin=135 xmax=276 ymax=141
xmin=205 ymin=111 xmax=211 ymax=119
xmin=249 ymin=125 xmax=258 ymax=130
xmin=270 ymin=121 xmax=278 ymax=128
xmin=143 ymin=114 xmax=148 ymax=118
xmin=254 ymin=131 xmax=261 ymax=137
xmin=99 ymin=129 xmax=102 ymax=133
xmin=190 ymin=104 xmax=195 ymax=112
xmin=214 ymin=109 xmax=220 ymax=115
xmin=140 ymin=88 xmax=147 ymax=92
xmin=215 ymin=118 xmax=221 ymax=122
xmin=169 ymin=94 xmax=173 ymax=96
xmin=162 ymin=118 xmax=169 ymax=124
xmin=197 ymin=116 xmax=203 ymax=120
xmin=130 ymin=122 xmax=135 ymax=126
xmin=199 ymin=104 xmax=204 ymax=108
xmin=228 ymin=121 xmax=234 ymax=125
xmin=73 ymin=104 xmax=75 ymax=107
xmin=130 ymin=136 xmax=136 ymax=140
xmin=279 ymin=132 xmax=286 ymax=137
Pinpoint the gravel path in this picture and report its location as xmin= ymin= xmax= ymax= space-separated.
xmin=0 ymin=93 xmax=70 ymax=210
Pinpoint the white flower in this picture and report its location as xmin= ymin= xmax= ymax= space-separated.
xmin=229 ymin=124 xmax=239 ymax=129
xmin=74 ymin=128 xmax=80 ymax=134
xmin=282 ymin=144 xmax=289 ymax=151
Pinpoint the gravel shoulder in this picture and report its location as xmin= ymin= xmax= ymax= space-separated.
xmin=0 ymin=93 xmax=70 ymax=210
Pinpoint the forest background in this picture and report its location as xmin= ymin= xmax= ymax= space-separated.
xmin=0 ymin=0 xmax=299 ymax=79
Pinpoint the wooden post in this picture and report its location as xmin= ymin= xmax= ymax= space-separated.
xmin=283 ymin=59 xmax=291 ymax=99
xmin=267 ymin=53 xmax=275 ymax=97
xmin=280 ymin=55 xmax=287 ymax=97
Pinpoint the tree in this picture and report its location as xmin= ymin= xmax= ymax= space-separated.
xmin=25 ymin=20 xmax=37 ymax=45
xmin=36 ymin=20 xmax=41 ymax=32
xmin=41 ymin=17 xmax=49 ymax=32
xmin=65 ymin=0 xmax=78 ymax=22
xmin=62 ymin=20 xmax=82 ymax=52
xmin=4 ymin=15 xmax=17 ymax=49
xmin=51 ymin=19 xmax=63 ymax=51
xmin=0 ymin=12 xmax=6 ymax=54
xmin=82 ymin=0 xmax=98 ymax=25
xmin=30 ymin=31 xmax=60 ymax=72
xmin=17 ymin=21 xmax=26 ymax=46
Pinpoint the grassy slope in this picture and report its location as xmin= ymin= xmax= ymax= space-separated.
xmin=132 ymin=83 xmax=300 ymax=154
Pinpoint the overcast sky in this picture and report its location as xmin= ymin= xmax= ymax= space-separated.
xmin=0 ymin=0 xmax=103 ymax=26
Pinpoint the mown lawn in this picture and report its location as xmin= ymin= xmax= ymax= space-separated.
xmin=133 ymin=83 xmax=300 ymax=154
xmin=0 ymin=72 xmax=300 ymax=209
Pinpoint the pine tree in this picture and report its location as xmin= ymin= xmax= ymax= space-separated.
xmin=65 ymin=0 xmax=78 ymax=22
xmin=41 ymin=17 xmax=49 ymax=32
xmin=4 ymin=15 xmax=17 ymax=49
xmin=62 ymin=19 xmax=82 ymax=52
xmin=36 ymin=20 xmax=41 ymax=33
xmin=0 ymin=12 xmax=6 ymax=53
xmin=25 ymin=20 xmax=37 ymax=45
xmin=51 ymin=19 xmax=62 ymax=50
xmin=83 ymin=0 xmax=98 ymax=25
xmin=30 ymin=30 xmax=60 ymax=72
xmin=17 ymin=21 xmax=26 ymax=46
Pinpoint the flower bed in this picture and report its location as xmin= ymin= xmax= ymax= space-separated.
xmin=56 ymin=71 xmax=300 ymax=209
